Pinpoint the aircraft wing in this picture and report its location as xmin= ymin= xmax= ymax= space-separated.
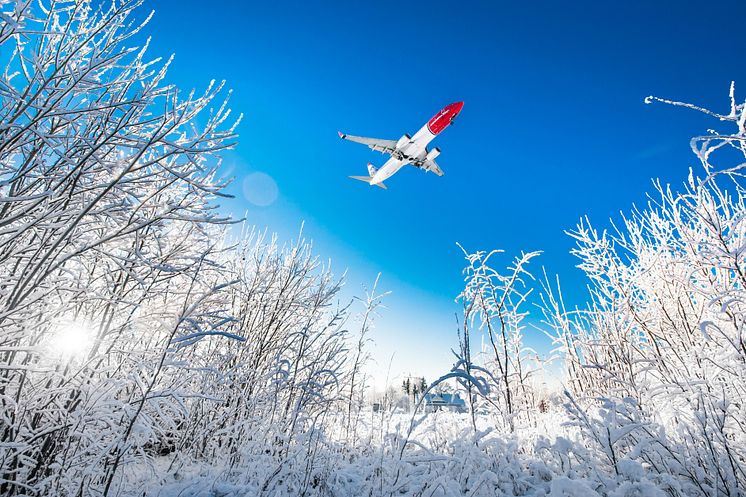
xmin=424 ymin=159 xmax=444 ymax=177
xmin=338 ymin=132 xmax=398 ymax=154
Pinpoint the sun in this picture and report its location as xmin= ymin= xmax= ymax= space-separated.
xmin=50 ymin=320 xmax=96 ymax=359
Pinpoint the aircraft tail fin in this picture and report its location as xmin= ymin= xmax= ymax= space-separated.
xmin=367 ymin=163 xmax=378 ymax=176
xmin=349 ymin=175 xmax=387 ymax=190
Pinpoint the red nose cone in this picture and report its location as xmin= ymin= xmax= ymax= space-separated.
xmin=427 ymin=101 xmax=465 ymax=135
xmin=450 ymin=101 xmax=464 ymax=115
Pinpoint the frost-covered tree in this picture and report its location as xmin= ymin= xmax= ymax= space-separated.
xmin=0 ymin=1 xmax=245 ymax=494
xmin=0 ymin=2 xmax=366 ymax=495
xmin=544 ymin=84 xmax=746 ymax=495
xmin=452 ymin=246 xmax=542 ymax=433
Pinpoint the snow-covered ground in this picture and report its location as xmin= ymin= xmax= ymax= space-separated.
xmin=127 ymin=409 xmax=670 ymax=497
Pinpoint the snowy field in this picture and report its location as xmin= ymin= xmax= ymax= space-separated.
xmin=121 ymin=409 xmax=667 ymax=497
xmin=106 ymin=399 xmax=705 ymax=497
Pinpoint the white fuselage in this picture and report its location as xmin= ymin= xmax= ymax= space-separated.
xmin=369 ymin=124 xmax=436 ymax=185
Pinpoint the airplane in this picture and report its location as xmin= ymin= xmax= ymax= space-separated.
xmin=339 ymin=101 xmax=463 ymax=189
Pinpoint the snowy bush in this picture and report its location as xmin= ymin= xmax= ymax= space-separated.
xmin=544 ymin=85 xmax=746 ymax=496
xmin=449 ymin=246 xmax=543 ymax=435
xmin=0 ymin=2 xmax=358 ymax=495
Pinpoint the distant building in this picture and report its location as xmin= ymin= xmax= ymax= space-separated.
xmin=423 ymin=393 xmax=466 ymax=412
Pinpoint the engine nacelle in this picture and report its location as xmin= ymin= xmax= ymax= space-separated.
xmin=396 ymin=134 xmax=411 ymax=149
xmin=426 ymin=147 xmax=441 ymax=161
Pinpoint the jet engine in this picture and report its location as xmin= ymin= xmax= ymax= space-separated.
xmin=396 ymin=134 xmax=412 ymax=149
xmin=426 ymin=147 xmax=441 ymax=161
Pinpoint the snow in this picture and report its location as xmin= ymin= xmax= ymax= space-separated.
xmin=549 ymin=477 xmax=601 ymax=497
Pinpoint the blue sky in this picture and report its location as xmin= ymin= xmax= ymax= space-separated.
xmin=145 ymin=0 xmax=746 ymax=387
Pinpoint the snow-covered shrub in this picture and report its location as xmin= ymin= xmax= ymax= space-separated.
xmin=0 ymin=1 xmax=245 ymax=494
xmin=450 ymin=246 xmax=543 ymax=434
xmin=0 ymin=1 xmax=377 ymax=494
xmin=545 ymin=85 xmax=746 ymax=495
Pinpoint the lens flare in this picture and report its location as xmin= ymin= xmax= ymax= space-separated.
xmin=242 ymin=172 xmax=278 ymax=207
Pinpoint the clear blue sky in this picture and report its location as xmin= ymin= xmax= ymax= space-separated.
xmin=144 ymin=0 xmax=746 ymax=386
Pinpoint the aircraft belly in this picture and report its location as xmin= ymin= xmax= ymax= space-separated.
xmin=372 ymin=158 xmax=406 ymax=183
xmin=402 ymin=142 xmax=422 ymax=155
xmin=411 ymin=125 xmax=435 ymax=143
xmin=402 ymin=145 xmax=426 ymax=165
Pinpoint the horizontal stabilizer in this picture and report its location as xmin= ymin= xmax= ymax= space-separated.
xmin=349 ymin=175 xmax=387 ymax=190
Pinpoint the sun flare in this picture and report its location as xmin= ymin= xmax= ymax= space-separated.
xmin=50 ymin=321 xmax=95 ymax=358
